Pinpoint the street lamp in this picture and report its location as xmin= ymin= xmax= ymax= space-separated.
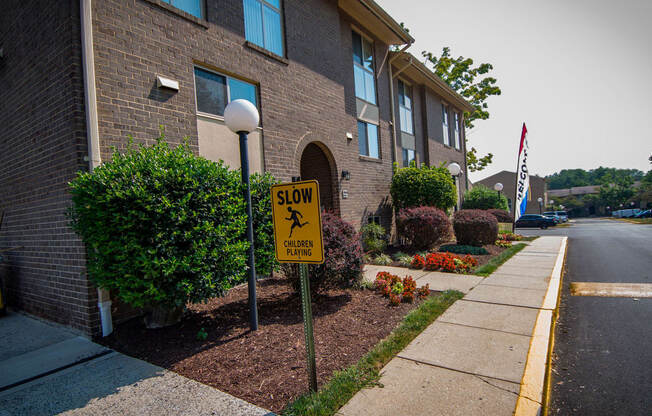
xmin=494 ymin=182 xmax=503 ymax=198
xmin=550 ymin=199 xmax=555 ymax=210
xmin=447 ymin=163 xmax=461 ymax=210
xmin=537 ymin=197 xmax=543 ymax=214
xmin=225 ymin=99 xmax=260 ymax=331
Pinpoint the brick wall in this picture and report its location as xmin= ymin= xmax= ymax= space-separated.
xmin=0 ymin=0 xmax=98 ymax=335
xmin=91 ymin=0 xmax=396 ymax=230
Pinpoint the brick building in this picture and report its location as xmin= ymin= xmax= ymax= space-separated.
xmin=0 ymin=0 xmax=473 ymax=336
xmin=474 ymin=171 xmax=548 ymax=216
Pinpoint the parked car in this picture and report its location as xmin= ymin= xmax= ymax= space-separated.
xmin=555 ymin=211 xmax=569 ymax=222
xmin=515 ymin=214 xmax=556 ymax=229
xmin=634 ymin=210 xmax=651 ymax=218
xmin=543 ymin=212 xmax=561 ymax=224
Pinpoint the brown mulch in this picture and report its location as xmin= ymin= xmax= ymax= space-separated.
xmin=100 ymin=278 xmax=423 ymax=413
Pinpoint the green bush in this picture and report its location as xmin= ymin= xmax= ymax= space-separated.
xmin=390 ymin=164 xmax=457 ymax=211
xmin=462 ymin=185 xmax=509 ymax=211
xmin=360 ymin=223 xmax=387 ymax=254
xmin=69 ymin=135 xmax=250 ymax=310
xmin=438 ymin=244 xmax=489 ymax=255
xmin=248 ymin=172 xmax=279 ymax=276
xmin=371 ymin=253 xmax=393 ymax=266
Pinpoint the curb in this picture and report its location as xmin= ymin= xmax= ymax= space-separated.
xmin=514 ymin=237 xmax=568 ymax=416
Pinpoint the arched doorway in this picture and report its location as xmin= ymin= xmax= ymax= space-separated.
xmin=300 ymin=142 xmax=336 ymax=213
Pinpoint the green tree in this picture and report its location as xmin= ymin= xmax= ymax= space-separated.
xmin=598 ymin=175 xmax=635 ymax=209
xmin=390 ymin=163 xmax=457 ymax=211
xmin=461 ymin=185 xmax=508 ymax=211
xmin=422 ymin=47 xmax=501 ymax=172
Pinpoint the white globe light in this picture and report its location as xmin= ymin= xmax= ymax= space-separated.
xmin=224 ymin=99 xmax=260 ymax=133
xmin=537 ymin=197 xmax=543 ymax=203
xmin=447 ymin=162 xmax=461 ymax=176
xmin=494 ymin=182 xmax=503 ymax=192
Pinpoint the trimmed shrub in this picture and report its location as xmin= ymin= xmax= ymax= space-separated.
xmin=438 ymin=244 xmax=489 ymax=255
xmin=488 ymin=209 xmax=512 ymax=223
xmin=397 ymin=206 xmax=452 ymax=250
xmin=283 ymin=212 xmax=363 ymax=293
xmin=69 ymin=136 xmax=248 ymax=310
xmin=249 ymin=172 xmax=280 ymax=277
xmin=360 ymin=223 xmax=387 ymax=254
xmin=390 ymin=164 xmax=457 ymax=211
xmin=462 ymin=185 xmax=509 ymax=211
xmin=453 ymin=209 xmax=499 ymax=246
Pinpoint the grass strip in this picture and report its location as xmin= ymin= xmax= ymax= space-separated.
xmin=521 ymin=236 xmax=539 ymax=242
xmin=282 ymin=290 xmax=464 ymax=416
xmin=473 ymin=243 xmax=527 ymax=277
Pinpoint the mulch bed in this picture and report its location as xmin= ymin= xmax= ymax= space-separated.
xmin=101 ymin=278 xmax=425 ymax=413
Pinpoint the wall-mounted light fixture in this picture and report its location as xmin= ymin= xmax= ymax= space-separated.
xmin=156 ymin=75 xmax=179 ymax=91
xmin=346 ymin=132 xmax=353 ymax=140
xmin=341 ymin=170 xmax=351 ymax=181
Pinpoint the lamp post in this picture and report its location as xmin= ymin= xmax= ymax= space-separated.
xmin=537 ymin=197 xmax=543 ymax=214
xmin=550 ymin=199 xmax=555 ymax=210
xmin=225 ymin=99 xmax=260 ymax=331
xmin=494 ymin=182 xmax=503 ymax=198
xmin=447 ymin=162 xmax=461 ymax=211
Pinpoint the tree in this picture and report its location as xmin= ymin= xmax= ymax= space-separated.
xmin=598 ymin=175 xmax=635 ymax=209
xmin=461 ymin=185 xmax=509 ymax=211
xmin=422 ymin=47 xmax=501 ymax=172
xmin=546 ymin=167 xmax=644 ymax=190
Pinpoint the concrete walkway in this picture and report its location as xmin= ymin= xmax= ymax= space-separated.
xmin=0 ymin=313 xmax=274 ymax=416
xmin=342 ymin=236 xmax=567 ymax=416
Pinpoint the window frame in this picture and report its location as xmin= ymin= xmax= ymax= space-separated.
xmin=401 ymin=147 xmax=415 ymax=167
xmin=442 ymin=103 xmax=451 ymax=146
xmin=453 ymin=111 xmax=461 ymax=149
xmin=351 ymin=28 xmax=377 ymax=105
xmin=243 ymin=0 xmax=285 ymax=57
xmin=193 ymin=65 xmax=260 ymax=120
xmin=398 ymin=79 xmax=414 ymax=135
xmin=161 ymin=0 xmax=205 ymax=19
xmin=358 ymin=120 xmax=380 ymax=159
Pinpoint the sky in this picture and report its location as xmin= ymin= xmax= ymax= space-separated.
xmin=375 ymin=0 xmax=652 ymax=182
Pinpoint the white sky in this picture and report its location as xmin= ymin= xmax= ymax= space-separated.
xmin=375 ymin=0 xmax=652 ymax=182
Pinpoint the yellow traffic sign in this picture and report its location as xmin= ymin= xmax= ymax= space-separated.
xmin=271 ymin=180 xmax=324 ymax=264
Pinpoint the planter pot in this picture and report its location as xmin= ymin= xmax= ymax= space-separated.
xmin=144 ymin=305 xmax=184 ymax=329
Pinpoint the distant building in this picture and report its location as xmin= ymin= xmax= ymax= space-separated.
xmin=474 ymin=170 xmax=547 ymax=215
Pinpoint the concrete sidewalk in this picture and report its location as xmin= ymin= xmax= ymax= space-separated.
xmin=0 ymin=313 xmax=274 ymax=416
xmin=342 ymin=236 xmax=567 ymax=416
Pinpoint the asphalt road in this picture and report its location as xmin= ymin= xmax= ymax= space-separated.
xmin=518 ymin=218 xmax=652 ymax=415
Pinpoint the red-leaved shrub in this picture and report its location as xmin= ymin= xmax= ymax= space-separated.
xmin=488 ymin=209 xmax=512 ymax=223
xmin=282 ymin=212 xmax=362 ymax=293
xmin=453 ymin=209 xmax=499 ymax=246
xmin=397 ymin=206 xmax=452 ymax=250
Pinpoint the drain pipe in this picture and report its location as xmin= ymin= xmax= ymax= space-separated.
xmin=81 ymin=0 xmax=112 ymax=337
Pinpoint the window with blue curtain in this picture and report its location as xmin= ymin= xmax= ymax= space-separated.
xmin=244 ymin=0 xmax=284 ymax=56
xmin=352 ymin=31 xmax=376 ymax=104
xmin=194 ymin=67 xmax=258 ymax=117
xmin=162 ymin=0 xmax=203 ymax=19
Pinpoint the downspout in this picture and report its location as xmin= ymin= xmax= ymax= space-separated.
xmin=388 ymin=45 xmax=411 ymax=168
xmin=81 ymin=0 xmax=112 ymax=337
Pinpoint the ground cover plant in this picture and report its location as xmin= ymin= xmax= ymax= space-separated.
xmin=69 ymin=135 xmax=253 ymax=317
xmin=495 ymin=239 xmax=512 ymax=248
xmin=282 ymin=290 xmax=464 ymax=416
xmin=101 ymin=278 xmax=451 ymax=413
xmin=498 ymin=232 xmax=523 ymax=241
xmin=422 ymin=252 xmax=478 ymax=273
xmin=374 ymin=272 xmax=430 ymax=305
xmin=438 ymin=244 xmax=488 ymax=255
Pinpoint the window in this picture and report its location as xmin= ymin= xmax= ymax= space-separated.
xmin=402 ymin=148 xmax=415 ymax=167
xmin=358 ymin=121 xmax=379 ymax=158
xmin=453 ymin=112 xmax=461 ymax=149
xmin=194 ymin=67 xmax=258 ymax=117
xmin=398 ymin=80 xmax=413 ymax=135
xmin=442 ymin=104 xmax=450 ymax=146
xmin=161 ymin=0 xmax=203 ymax=18
xmin=367 ymin=216 xmax=381 ymax=225
xmin=352 ymin=31 xmax=376 ymax=105
xmin=243 ymin=0 xmax=284 ymax=56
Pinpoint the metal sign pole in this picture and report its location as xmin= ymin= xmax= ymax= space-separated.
xmin=299 ymin=263 xmax=318 ymax=392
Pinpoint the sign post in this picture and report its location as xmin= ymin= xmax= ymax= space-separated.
xmin=271 ymin=180 xmax=324 ymax=392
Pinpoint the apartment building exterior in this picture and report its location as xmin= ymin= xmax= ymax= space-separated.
xmin=0 ymin=0 xmax=473 ymax=336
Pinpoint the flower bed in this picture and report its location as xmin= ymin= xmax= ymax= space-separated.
xmin=374 ymin=271 xmax=430 ymax=305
